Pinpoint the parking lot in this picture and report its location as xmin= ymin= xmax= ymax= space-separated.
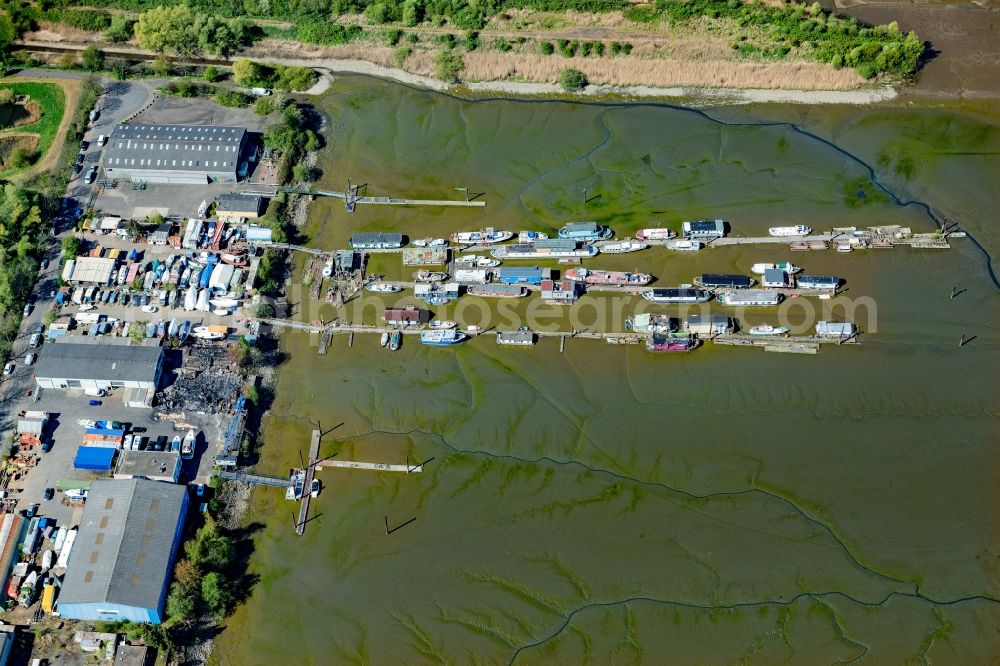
xmin=0 ymin=77 xmax=242 ymax=529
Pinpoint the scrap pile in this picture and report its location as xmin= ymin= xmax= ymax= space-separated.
xmin=157 ymin=346 xmax=242 ymax=414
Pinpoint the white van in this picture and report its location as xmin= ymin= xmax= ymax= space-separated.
xmin=97 ymin=134 xmax=107 ymax=147
xmin=84 ymin=388 xmax=107 ymax=397
xmin=24 ymin=352 xmax=35 ymax=365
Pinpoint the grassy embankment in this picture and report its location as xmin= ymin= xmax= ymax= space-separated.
xmin=0 ymin=81 xmax=65 ymax=178
xmin=25 ymin=0 xmax=924 ymax=90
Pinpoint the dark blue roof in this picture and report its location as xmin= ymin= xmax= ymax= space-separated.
xmin=74 ymin=446 xmax=117 ymax=470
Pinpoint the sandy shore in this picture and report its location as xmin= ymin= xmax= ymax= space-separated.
xmin=257 ymin=56 xmax=901 ymax=105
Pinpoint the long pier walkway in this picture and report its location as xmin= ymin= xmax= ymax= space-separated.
xmin=316 ymin=460 xmax=424 ymax=473
xmin=274 ymin=187 xmax=486 ymax=208
xmin=296 ymin=430 xmax=322 ymax=536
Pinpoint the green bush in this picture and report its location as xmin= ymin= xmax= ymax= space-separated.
xmin=465 ymin=30 xmax=480 ymax=51
xmin=215 ymin=90 xmax=251 ymax=107
xmin=393 ymin=45 xmax=412 ymax=67
xmin=540 ymin=41 xmax=555 ymax=55
xmin=203 ymin=65 xmax=220 ymax=82
xmin=435 ymin=50 xmax=464 ymax=82
xmin=296 ymin=20 xmax=363 ymax=45
xmin=492 ymin=37 xmax=512 ymax=52
xmin=559 ymin=67 xmax=588 ymax=91
xmin=104 ymin=14 xmax=134 ymax=42
xmin=82 ymin=45 xmax=104 ymax=71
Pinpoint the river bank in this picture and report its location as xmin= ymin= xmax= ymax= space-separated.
xmin=211 ymin=74 xmax=1000 ymax=664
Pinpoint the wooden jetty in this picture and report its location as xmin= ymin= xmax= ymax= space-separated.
xmin=296 ymin=430 xmax=322 ymax=536
xmin=316 ymin=460 xmax=424 ymax=473
xmin=274 ymin=187 xmax=485 ymax=208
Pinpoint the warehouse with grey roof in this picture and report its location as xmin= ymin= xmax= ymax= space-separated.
xmin=33 ymin=339 xmax=164 ymax=394
xmin=57 ymin=478 xmax=189 ymax=624
xmin=103 ymin=123 xmax=249 ymax=184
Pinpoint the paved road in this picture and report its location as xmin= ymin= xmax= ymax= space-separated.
xmin=0 ymin=74 xmax=154 ymax=512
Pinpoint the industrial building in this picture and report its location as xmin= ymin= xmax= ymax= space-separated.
xmin=216 ymin=193 xmax=266 ymax=219
xmin=102 ymin=124 xmax=248 ymax=184
xmin=682 ymin=219 xmax=726 ymax=239
xmin=58 ymin=478 xmax=189 ymax=624
xmin=351 ymin=232 xmax=403 ymax=249
xmin=115 ymin=450 xmax=182 ymax=484
xmin=0 ymin=514 xmax=26 ymax=599
xmin=63 ymin=257 xmax=117 ymax=284
xmin=34 ymin=339 xmax=164 ymax=395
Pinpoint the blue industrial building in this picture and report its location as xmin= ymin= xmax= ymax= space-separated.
xmin=557 ymin=221 xmax=612 ymax=241
xmin=497 ymin=266 xmax=551 ymax=285
xmin=58 ymin=479 xmax=189 ymax=624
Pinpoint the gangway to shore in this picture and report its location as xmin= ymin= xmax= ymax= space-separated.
xmin=215 ymin=469 xmax=293 ymax=488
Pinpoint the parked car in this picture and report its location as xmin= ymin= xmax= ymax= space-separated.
xmin=43 ymin=488 xmax=54 ymax=501
xmin=24 ymin=352 xmax=35 ymax=365
xmin=89 ymin=109 xmax=99 ymax=122
xmin=29 ymin=334 xmax=40 ymax=348
xmin=80 ymin=139 xmax=89 ymax=150
xmin=25 ymin=503 xmax=38 ymax=518
xmin=97 ymin=134 xmax=107 ymax=147
xmin=84 ymin=388 xmax=106 ymax=397
xmin=39 ymin=258 xmax=47 ymax=270
xmin=75 ymin=153 xmax=85 ymax=166
xmin=87 ymin=399 xmax=102 ymax=406
xmin=22 ymin=302 xmax=32 ymax=316
xmin=2 ymin=362 xmax=13 ymax=376
xmin=84 ymin=165 xmax=98 ymax=184
xmin=31 ymin=323 xmax=43 ymax=335
xmin=195 ymin=484 xmax=206 ymax=497
xmin=41 ymin=441 xmax=53 ymax=453
xmin=155 ymin=435 xmax=168 ymax=451
xmin=72 ymin=163 xmax=82 ymax=176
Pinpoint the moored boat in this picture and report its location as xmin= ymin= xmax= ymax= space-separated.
xmin=380 ymin=332 xmax=389 ymax=347
xmin=321 ymin=258 xmax=334 ymax=278
xmin=76 ymin=419 xmax=97 ymax=428
xmin=642 ymin=288 xmax=712 ymax=304
xmin=769 ymin=225 xmax=812 ymax=237
xmin=565 ymin=268 xmax=652 ymax=286
xmin=751 ymin=261 xmax=801 ymax=274
xmin=467 ymin=284 xmax=527 ymax=298
xmin=748 ymin=324 xmax=790 ymax=336
xmin=635 ymin=228 xmax=677 ymax=241
xmin=366 ymin=282 xmax=403 ymax=293
xmin=598 ymin=240 xmax=648 ymax=254
xmin=664 ymin=239 xmax=702 ymax=252
xmin=454 ymin=254 xmax=501 ymax=268
xmin=420 ymin=329 xmax=467 ymax=346
xmin=171 ymin=435 xmax=181 ymax=453
xmin=53 ymin=526 xmax=68 ymax=554
xmin=181 ymin=429 xmax=195 ymax=459
xmin=645 ymin=333 xmax=699 ymax=352
xmin=492 ymin=243 xmax=598 ymax=259
xmin=414 ymin=270 xmax=448 ymax=282
xmin=517 ymin=231 xmax=549 ymax=243
xmin=388 ymin=331 xmax=401 ymax=351
xmin=450 ymin=228 xmax=513 ymax=245
xmin=412 ymin=238 xmax=449 ymax=247
xmin=221 ymin=253 xmax=248 ymax=267
xmin=429 ymin=320 xmax=457 ymax=330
